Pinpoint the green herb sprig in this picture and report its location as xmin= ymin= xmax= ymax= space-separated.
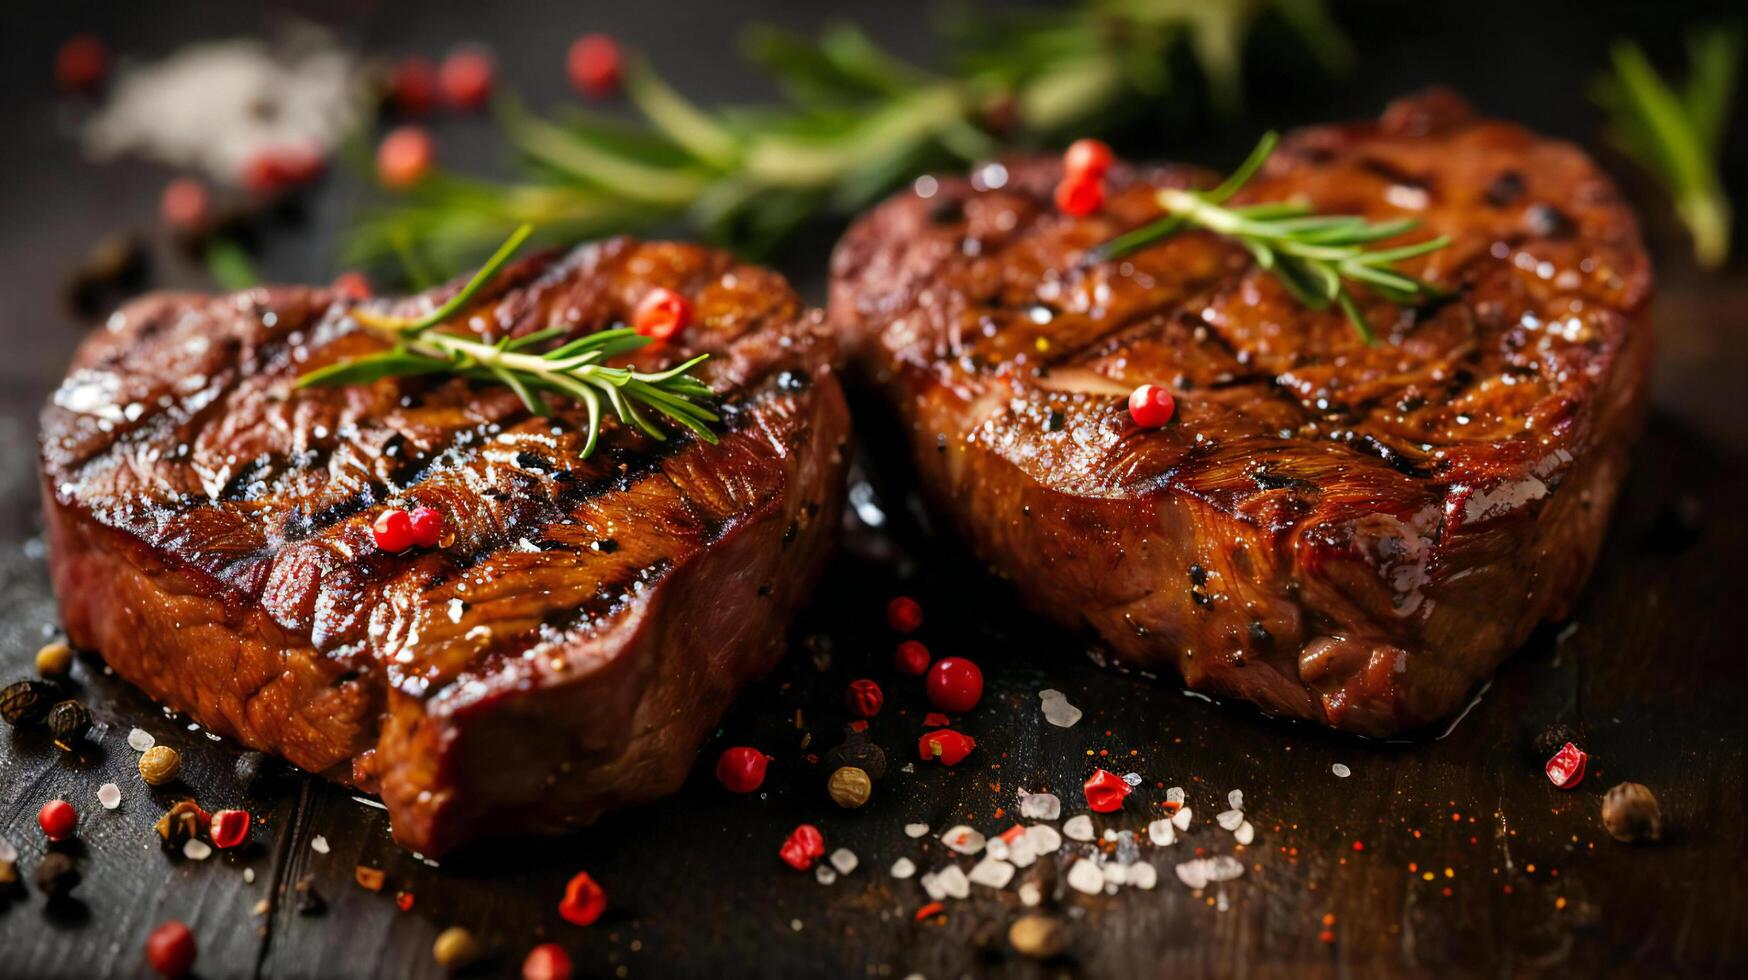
xmin=299 ymin=224 xmax=718 ymax=457
xmin=1592 ymin=29 xmax=1740 ymax=268
xmin=344 ymin=0 xmax=1348 ymax=277
xmin=1093 ymin=132 xmax=1451 ymax=344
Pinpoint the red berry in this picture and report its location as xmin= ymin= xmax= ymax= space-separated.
xmin=1083 ymin=768 xmax=1132 ymax=812
xmin=440 ymin=47 xmax=496 ymax=111
xmin=567 ymin=34 xmax=622 ymax=98
xmin=559 ymin=871 xmax=606 ymax=926
xmin=240 ymin=145 xmax=325 ymax=196
xmin=778 ymin=824 xmax=825 ymax=870
xmin=409 ymin=506 xmax=445 ymax=548
xmin=894 ymin=640 xmax=931 ymax=676
xmin=1127 ymin=384 xmax=1176 ymax=428
xmin=1064 ymin=138 xmax=1114 ymax=179
xmin=885 ymin=596 xmax=922 ymax=633
xmin=159 ymin=179 xmax=211 ymax=235
xmin=1054 ymin=174 xmax=1105 ymax=216
xmin=145 ymin=920 xmax=197 ymax=978
xmin=926 ymin=657 xmax=983 ymax=713
xmin=388 ymin=56 xmax=439 ymax=115
xmin=55 ymin=35 xmax=108 ymax=95
xmin=633 ymin=288 xmax=691 ymax=342
xmin=523 ymin=943 xmax=574 ymax=980
xmin=372 ymin=508 xmax=415 ymax=553
xmin=210 ymin=809 xmax=250 ymax=849
xmin=38 ymin=799 xmax=77 ymax=841
xmin=916 ymin=729 xmax=976 ymax=767
xmin=846 ymin=679 xmax=884 ymax=719
xmin=1545 ymin=741 xmax=1587 ymax=790
xmin=714 ymin=746 xmax=769 ymax=793
xmin=377 ymin=126 xmax=436 ymax=190
xmin=333 ymin=271 xmax=373 ymax=301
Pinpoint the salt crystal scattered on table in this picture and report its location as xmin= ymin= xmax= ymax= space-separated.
xmin=1235 ymin=821 xmax=1255 ymax=846
xmin=1131 ymin=863 xmax=1159 ymax=890
xmin=1332 ymin=763 xmax=1352 ymax=778
xmin=1066 ymin=858 xmax=1104 ymax=895
xmin=1216 ymin=809 xmax=1245 ymax=831
xmin=1171 ymin=807 xmax=1193 ymax=831
xmin=98 ymin=783 xmax=121 ymax=810
xmin=1115 ymin=830 xmax=1139 ymax=865
xmin=1123 ymin=772 xmax=1142 ymax=786
xmin=920 ymin=871 xmax=945 ymax=901
xmin=1228 ymin=790 xmax=1244 ymax=809
xmin=1102 ymin=863 xmax=1128 ymax=887
xmin=1026 ymin=824 xmax=1062 ymax=854
xmin=1102 ymin=829 xmax=1118 ymax=843
xmin=1019 ymin=791 xmax=1061 ymax=820
xmin=0 ymin=837 xmax=17 ymax=863
xmin=1062 ymin=815 xmax=1094 ymax=841
xmin=127 ymin=728 xmax=155 ymax=752
xmin=968 ymin=857 xmax=1015 ymax=889
xmin=244 ymin=868 xmax=255 ymax=884
xmin=904 ymin=823 xmax=930 ymax=838
xmin=1007 ymin=834 xmax=1038 ymax=868
xmin=934 ymin=864 xmax=970 ymax=899
xmin=1019 ymin=880 xmax=1043 ymax=907
xmin=1166 ymin=786 xmax=1186 ymax=805
xmin=183 ymin=839 xmax=212 ymax=860
xmin=311 ymin=835 xmax=330 ymax=854
xmin=815 ymin=865 xmax=837 ymax=885
xmin=986 ymin=837 xmax=1010 ymax=861
xmin=941 ymin=825 xmax=986 ymax=855
xmin=829 ymin=848 xmax=858 ymax=875
xmin=1176 ymin=859 xmax=1210 ymax=890
xmin=1206 ymin=855 xmax=1244 ymax=882
xmin=890 ymin=857 xmax=916 ymax=879
xmin=1039 ymin=689 xmax=1082 ymax=728
xmin=1148 ymin=818 xmax=1176 ymax=847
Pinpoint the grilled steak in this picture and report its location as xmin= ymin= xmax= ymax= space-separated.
xmin=830 ymin=91 xmax=1651 ymax=736
xmin=41 ymin=238 xmax=848 ymax=854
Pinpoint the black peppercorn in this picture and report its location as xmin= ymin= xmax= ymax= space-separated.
xmin=1602 ymin=782 xmax=1662 ymax=844
xmin=33 ymin=852 xmax=81 ymax=901
xmin=1 ymin=679 xmax=64 ymax=727
xmin=1533 ymin=723 xmax=1582 ymax=760
xmin=823 ymin=729 xmax=887 ymax=781
xmin=295 ymin=876 xmax=327 ymax=915
xmin=47 ymin=700 xmax=92 ymax=751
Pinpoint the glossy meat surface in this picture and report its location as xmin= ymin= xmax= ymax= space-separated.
xmin=41 ymin=238 xmax=849 ymax=853
xmin=830 ymin=91 xmax=1651 ymax=735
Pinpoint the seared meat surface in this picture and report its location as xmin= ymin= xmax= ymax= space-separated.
xmin=830 ymin=92 xmax=1651 ymax=736
xmin=41 ymin=239 xmax=848 ymax=854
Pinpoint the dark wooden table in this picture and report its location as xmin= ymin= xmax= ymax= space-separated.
xmin=3 ymin=2 xmax=1747 ymax=977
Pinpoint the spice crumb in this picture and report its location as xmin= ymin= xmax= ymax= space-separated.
xmin=98 ymin=783 xmax=122 ymax=810
xmin=1332 ymin=763 xmax=1352 ymax=778
xmin=127 ymin=728 xmax=155 ymax=752
xmin=311 ymin=834 xmax=330 ymax=854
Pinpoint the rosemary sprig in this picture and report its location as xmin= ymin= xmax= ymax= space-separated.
xmin=1592 ymin=30 xmax=1739 ymax=268
xmin=344 ymin=0 xmax=1348 ymax=276
xmin=1093 ymin=132 xmax=1451 ymax=344
xmin=300 ymin=224 xmax=718 ymax=457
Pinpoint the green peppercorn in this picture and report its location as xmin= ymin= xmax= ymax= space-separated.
xmin=47 ymin=700 xmax=92 ymax=751
xmin=432 ymin=926 xmax=481 ymax=969
xmin=1 ymin=679 xmax=63 ymax=727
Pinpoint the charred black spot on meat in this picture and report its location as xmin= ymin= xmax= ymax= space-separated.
xmin=1250 ymin=465 xmax=1317 ymax=494
xmin=1484 ymin=170 xmax=1526 ymax=207
xmin=1524 ymin=203 xmax=1576 ymax=238
xmin=1247 ymin=619 xmax=1274 ymax=650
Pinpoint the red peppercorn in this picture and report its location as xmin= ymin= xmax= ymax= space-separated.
xmin=894 ymin=640 xmax=931 ymax=675
xmin=559 ymin=871 xmax=606 ymax=926
xmin=886 ymin=596 xmax=922 ymax=633
xmin=923 ymin=712 xmax=949 ymax=728
xmin=55 ymin=35 xmax=108 ymax=95
xmin=1545 ymin=741 xmax=1587 ymax=789
xmin=333 ymin=271 xmax=373 ymax=301
xmin=778 ymin=824 xmax=826 ymax=870
xmin=926 ymin=657 xmax=983 ymax=713
xmin=715 ymin=746 xmax=769 ymax=793
xmin=388 ymin=56 xmax=439 ymax=116
xmin=1083 ymin=768 xmax=1132 ymax=812
xmin=523 ymin=943 xmax=574 ymax=980
xmin=210 ymin=809 xmax=251 ymax=849
xmin=440 ymin=47 xmax=496 ymax=111
xmin=917 ymin=729 xmax=976 ymax=767
xmin=377 ymin=126 xmax=436 ymax=190
xmin=240 ymin=145 xmax=325 ymax=196
xmin=633 ymin=288 xmax=692 ymax=342
xmin=1064 ymin=138 xmax=1114 ymax=179
xmin=846 ymin=679 xmax=884 ymax=718
xmin=145 ymin=920 xmax=197 ymax=978
xmin=373 ymin=508 xmax=415 ymax=553
xmin=568 ymin=34 xmax=623 ymax=99
xmin=1127 ymin=384 xmax=1176 ymax=428
xmin=38 ymin=799 xmax=76 ymax=841
xmin=160 ymin=179 xmax=211 ymax=236
xmin=409 ymin=506 xmax=445 ymax=549
xmin=1055 ymin=174 xmax=1105 ymax=216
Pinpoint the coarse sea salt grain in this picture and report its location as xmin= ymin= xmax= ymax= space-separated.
xmin=1039 ymin=689 xmax=1083 ymax=728
xmin=1062 ymin=815 xmax=1094 ymax=841
xmin=183 ymin=839 xmax=213 ymax=860
xmin=1131 ymin=862 xmax=1159 ymax=890
xmin=1019 ymin=791 xmax=1061 ymax=821
xmin=1006 ymin=834 xmax=1038 ymax=868
xmin=1216 ymin=808 xmax=1245 ymax=831
xmin=904 ymin=823 xmax=930 ymax=838
xmin=829 ymin=848 xmax=858 ymax=875
xmin=1332 ymin=763 xmax=1352 ymax=778
xmin=1019 ymin=880 xmax=1043 ymax=907
xmin=98 ymin=783 xmax=122 ymax=810
xmin=1228 ymin=790 xmax=1244 ymax=810
xmin=968 ymin=857 xmax=1015 ymax=889
xmin=244 ymin=868 xmax=255 ymax=884
xmin=941 ymin=825 xmax=986 ymax=855
xmin=1172 ymin=807 xmax=1194 ymax=831
xmin=1066 ymin=858 xmax=1105 ymax=895
xmin=985 ymin=837 xmax=1010 ymax=861
xmin=1166 ymin=786 xmax=1186 ymax=805
xmin=934 ymin=864 xmax=970 ymax=899
xmin=310 ymin=835 xmax=330 ymax=854
xmin=1235 ymin=821 xmax=1255 ymax=846
xmin=890 ymin=857 xmax=916 ymax=879
xmin=1026 ymin=824 xmax=1062 ymax=855
xmin=816 ymin=866 xmax=837 ymax=885
xmin=0 ymin=837 xmax=17 ymax=863
xmin=1123 ymin=772 xmax=1143 ymax=787
xmin=1102 ymin=863 xmax=1128 ymax=887
xmin=127 ymin=728 xmax=155 ymax=752
xmin=1148 ymin=818 xmax=1176 ymax=847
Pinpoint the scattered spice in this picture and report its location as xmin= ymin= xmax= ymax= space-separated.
xmin=1008 ymin=914 xmax=1068 ymax=959
xmin=1544 ymin=742 xmax=1588 ymax=790
xmin=396 ymin=890 xmax=417 ymax=912
xmin=38 ymin=799 xmax=78 ymax=841
xmin=1054 ymin=173 xmax=1105 ymax=216
xmin=55 ymin=35 xmax=110 ymax=95
xmin=845 ymin=678 xmax=884 ymax=718
xmin=159 ymin=179 xmax=212 ymax=237
xmin=388 ymin=57 xmax=439 ymax=115
xmin=377 ymin=126 xmax=436 ymax=190
xmin=2 ymin=679 xmax=62 ymax=726
xmin=715 ymin=746 xmax=769 ymax=794
xmin=372 ymin=508 xmax=417 ymax=553
xmin=827 ymin=766 xmax=873 ymax=808
xmin=779 ymin=824 xmax=826 ymax=871
xmin=823 ymin=729 xmax=887 ymax=780
xmin=333 ymin=271 xmax=373 ymax=301
xmin=355 ymin=865 xmax=387 ymax=892
xmin=155 ymin=801 xmax=210 ymax=846
xmin=886 ymin=596 xmax=923 ymax=633
xmin=145 ymin=920 xmax=197 ymax=977
xmin=1064 ymin=138 xmax=1114 ymax=180
xmin=559 ymin=871 xmax=607 ymax=926
xmin=523 ymin=942 xmax=575 ymax=980
xmin=894 ymin=640 xmax=931 ymax=675
xmin=1083 ymin=769 xmax=1132 ymax=813
xmin=210 ymin=809 xmax=251 ymax=849
xmin=917 ymin=729 xmax=976 ymax=766
xmin=1128 ymin=384 xmax=1177 ymax=428
xmin=183 ymin=839 xmax=213 ymax=861
xmin=439 ymin=47 xmax=496 ymax=111
xmin=914 ymin=901 xmax=946 ymax=922
xmin=294 ymin=876 xmax=327 ymax=915
xmin=1601 ymin=782 xmax=1662 ymax=843
xmin=34 ymin=851 xmax=81 ymax=900
xmin=140 ymin=745 xmax=183 ymax=786
xmin=925 ymin=657 xmax=984 ymax=713
xmin=432 ymin=926 xmax=483 ymax=970
xmin=409 ymin=506 xmax=447 ymax=548
xmin=36 ymin=641 xmax=74 ymax=677
xmin=128 ymin=728 xmax=156 ymax=752
xmin=633 ymin=288 xmax=692 ymax=342
xmin=567 ymin=34 xmax=622 ymax=99
xmin=47 ymin=699 xmax=93 ymax=751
